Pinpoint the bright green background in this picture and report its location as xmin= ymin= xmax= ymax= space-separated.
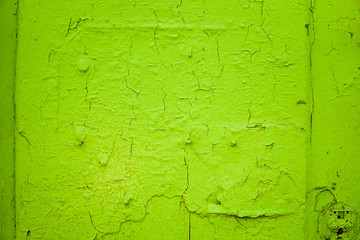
xmin=1 ymin=0 xmax=359 ymax=239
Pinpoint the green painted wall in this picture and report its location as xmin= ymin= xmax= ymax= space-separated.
xmin=306 ymin=0 xmax=360 ymax=239
xmin=0 ymin=0 xmax=359 ymax=239
xmin=0 ymin=0 xmax=17 ymax=239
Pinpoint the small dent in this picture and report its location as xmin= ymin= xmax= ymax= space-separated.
xmin=297 ymin=100 xmax=307 ymax=105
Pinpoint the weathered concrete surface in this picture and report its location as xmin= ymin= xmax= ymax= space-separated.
xmin=4 ymin=0 xmax=358 ymax=239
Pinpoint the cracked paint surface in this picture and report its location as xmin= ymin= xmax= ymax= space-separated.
xmin=3 ymin=0 xmax=358 ymax=239
xmin=305 ymin=0 xmax=360 ymax=239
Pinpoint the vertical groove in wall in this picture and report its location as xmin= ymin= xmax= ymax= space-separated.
xmin=309 ymin=0 xmax=315 ymax=145
xmin=14 ymin=1 xmax=20 ymax=239
xmin=305 ymin=0 xmax=315 ymax=238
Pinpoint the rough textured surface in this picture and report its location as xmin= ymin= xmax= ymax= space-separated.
xmin=14 ymin=0 xmax=309 ymax=239
xmin=0 ymin=0 xmax=359 ymax=239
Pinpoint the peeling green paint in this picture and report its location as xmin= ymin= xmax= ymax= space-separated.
xmin=0 ymin=0 xmax=359 ymax=239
